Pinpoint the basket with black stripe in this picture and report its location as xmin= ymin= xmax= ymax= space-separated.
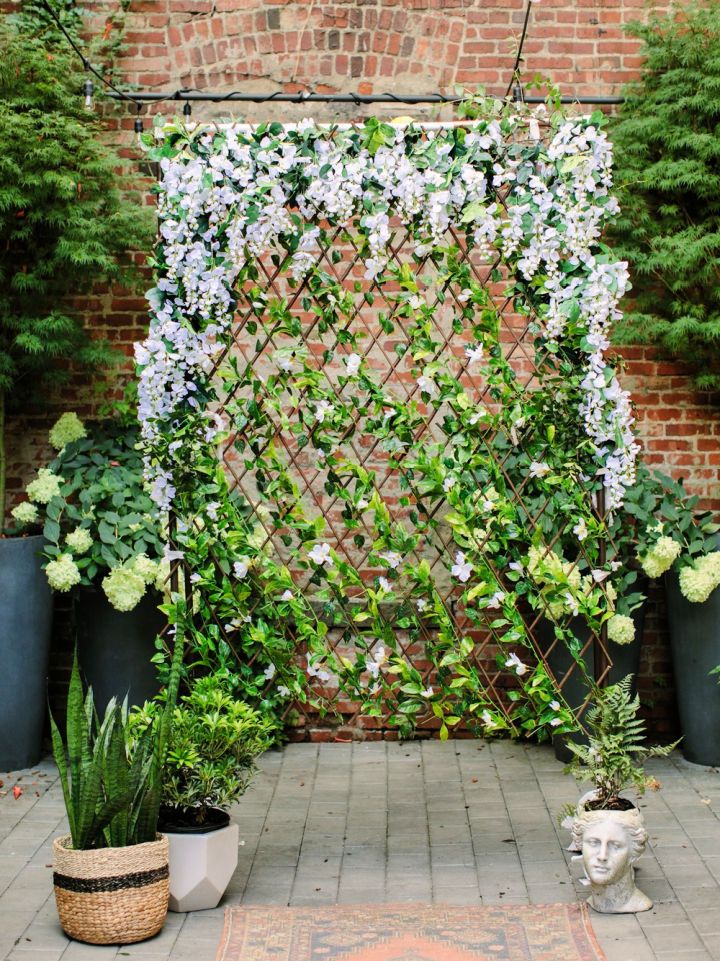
xmin=53 ymin=834 xmax=169 ymax=944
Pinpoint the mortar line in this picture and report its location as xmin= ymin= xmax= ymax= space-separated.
xmin=287 ymin=744 xmax=321 ymax=906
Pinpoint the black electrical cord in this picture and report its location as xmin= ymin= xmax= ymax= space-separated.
xmin=506 ymin=0 xmax=534 ymax=99
xmin=41 ymin=0 xmax=625 ymax=111
xmin=40 ymin=0 xmax=144 ymax=108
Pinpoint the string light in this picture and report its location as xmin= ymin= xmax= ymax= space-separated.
xmin=40 ymin=0 xmax=624 ymax=117
xmin=83 ymin=75 xmax=94 ymax=110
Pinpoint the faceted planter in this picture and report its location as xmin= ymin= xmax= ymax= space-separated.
xmin=164 ymin=813 xmax=239 ymax=912
xmin=75 ymin=587 xmax=165 ymax=715
xmin=665 ymin=573 xmax=720 ymax=766
xmin=0 ymin=535 xmax=53 ymax=770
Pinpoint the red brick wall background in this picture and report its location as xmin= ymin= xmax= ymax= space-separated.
xmin=7 ymin=0 xmax=717 ymax=739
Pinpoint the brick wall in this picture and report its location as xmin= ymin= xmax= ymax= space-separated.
xmin=8 ymin=0 xmax=716 ymax=740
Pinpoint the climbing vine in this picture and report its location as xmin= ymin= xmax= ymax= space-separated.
xmin=137 ymin=99 xmax=638 ymax=739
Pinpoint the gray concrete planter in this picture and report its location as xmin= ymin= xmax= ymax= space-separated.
xmin=535 ymin=601 xmax=645 ymax=763
xmin=0 ymin=535 xmax=52 ymax=770
xmin=665 ymin=573 xmax=720 ymax=766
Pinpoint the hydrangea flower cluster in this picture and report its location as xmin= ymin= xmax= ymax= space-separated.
xmin=678 ymin=553 xmax=720 ymax=604
xmin=49 ymin=412 xmax=86 ymax=451
xmin=639 ymin=535 xmax=682 ymax=579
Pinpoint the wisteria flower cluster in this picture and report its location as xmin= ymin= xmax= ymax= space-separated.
xmin=136 ymin=100 xmax=650 ymax=740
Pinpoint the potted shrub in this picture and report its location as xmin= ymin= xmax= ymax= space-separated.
xmin=615 ymin=470 xmax=720 ymax=766
xmin=49 ymin=632 xmax=183 ymax=944
xmin=0 ymin=11 xmax=151 ymax=770
xmin=564 ymin=676 xmax=677 ymax=913
xmin=13 ymin=411 xmax=166 ymax=714
xmin=131 ymin=675 xmax=276 ymax=912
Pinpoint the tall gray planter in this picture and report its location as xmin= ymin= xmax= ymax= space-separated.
xmin=0 ymin=535 xmax=53 ymax=770
xmin=535 ymin=602 xmax=645 ymax=763
xmin=665 ymin=574 xmax=720 ymax=766
xmin=75 ymin=587 xmax=165 ymax=716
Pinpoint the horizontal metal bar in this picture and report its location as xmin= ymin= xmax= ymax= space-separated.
xmin=107 ymin=89 xmax=626 ymax=106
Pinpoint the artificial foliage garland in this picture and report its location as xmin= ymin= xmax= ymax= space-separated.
xmin=137 ymin=100 xmax=639 ymax=739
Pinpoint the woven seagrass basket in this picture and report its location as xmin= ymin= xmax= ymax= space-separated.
xmin=53 ymin=834 xmax=169 ymax=945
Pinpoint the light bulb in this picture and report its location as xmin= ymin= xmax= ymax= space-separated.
xmin=83 ymin=77 xmax=94 ymax=111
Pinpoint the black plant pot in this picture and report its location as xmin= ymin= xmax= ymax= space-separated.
xmin=665 ymin=573 xmax=720 ymax=766
xmin=0 ymin=535 xmax=53 ymax=770
xmin=75 ymin=587 xmax=165 ymax=716
xmin=534 ymin=602 xmax=646 ymax=763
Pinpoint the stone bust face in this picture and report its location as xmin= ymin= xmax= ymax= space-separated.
xmin=571 ymin=808 xmax=652 ymax=913
xmin=581 ymin=817 xmax=633 ymax=885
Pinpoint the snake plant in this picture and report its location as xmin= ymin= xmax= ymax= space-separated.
xmin=50 ymin=612 xmax=185 ymax=850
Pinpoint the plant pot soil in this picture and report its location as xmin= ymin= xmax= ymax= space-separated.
xmin=0 ymin=535 xmax=53 ymax=770
xmin=52 ymin=834 xmax=169 ymax=944
xmin=159 ymin=805 xmax=230 ymax=834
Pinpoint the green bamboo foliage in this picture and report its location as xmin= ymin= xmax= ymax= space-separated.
xmin=50 ymin=617 xmax=185 ymax=850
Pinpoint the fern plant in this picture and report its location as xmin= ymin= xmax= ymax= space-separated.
xmin=610 ymin=0 xmax=720 ymax=389
xmin=565 ymin=676 xmax=678 ymax=807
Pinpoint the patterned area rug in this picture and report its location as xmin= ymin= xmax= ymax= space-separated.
xmin=215 ymin=904 xmax=607 ymax=961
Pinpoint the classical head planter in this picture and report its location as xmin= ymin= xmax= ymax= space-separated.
xmin=571 ymin=808 xmax=652 ymax=914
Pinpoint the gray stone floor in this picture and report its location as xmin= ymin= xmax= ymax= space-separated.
xmin=1 ymin=741 xmax=719 ymax=961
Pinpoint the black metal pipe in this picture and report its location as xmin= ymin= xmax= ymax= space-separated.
xmin=107 ymin=90 xmax=625 ymax=106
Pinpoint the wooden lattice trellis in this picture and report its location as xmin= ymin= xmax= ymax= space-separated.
xmin=147 ymin=115 xmax=631 ymax=740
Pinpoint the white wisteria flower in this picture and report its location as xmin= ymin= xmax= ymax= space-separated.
xmin=416 ymin=598 xmax=428 ymax=612
xmin=591 ymin=568 xmax=609 ymax=583
xmin=308 ymin=542 xmax=334 ymax=567
xmin=280 ymin=589 xmax=294 ymax=601
xmin=421 ymin=686 xmax=434 ymax=698
xmin=487 ymin=591 xmax=506 ymax=609
xmin=451 ymin=551 xmax=473 ymax=582
xmin=233 ymin=558 xmax=250 ymax=579
xmin=465 ymin=344 xmax=484 ymax=365
xmin=505 ymin=653 xmax=528 ymax=676
xmin=378 ymin=576 xmax=392 ymax=593
xmin=277 ymin=685 xmax=291 ymax=698
xmin=262 ymin=663 xmax=276 ymax=681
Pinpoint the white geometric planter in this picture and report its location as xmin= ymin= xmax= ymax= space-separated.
xmin=166 ymin=821 xmax=239 ymax=912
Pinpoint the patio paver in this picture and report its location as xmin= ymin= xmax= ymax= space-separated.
xmin=1 ymin=742 xmax=719 ymax=961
